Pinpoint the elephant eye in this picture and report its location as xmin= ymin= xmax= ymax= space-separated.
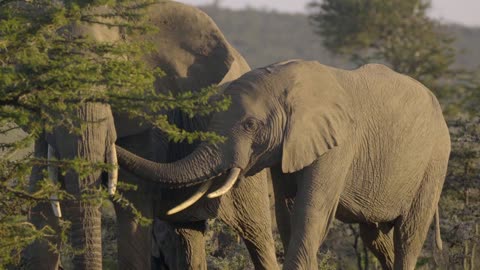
xmin=243 ymin=118 xmax=260 ymax=132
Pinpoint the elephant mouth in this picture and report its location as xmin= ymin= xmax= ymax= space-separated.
xmin=166 ymin=167 xmax=242 ymax=215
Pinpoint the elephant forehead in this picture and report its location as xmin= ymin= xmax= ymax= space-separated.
xmin=227 ymin=92 xmax=271 ymax=119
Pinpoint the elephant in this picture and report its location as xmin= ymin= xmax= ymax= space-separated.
xmin=25 ymin=1 xmax=278 ymax=270
xmin=116 ymin=59 xmax=451 ymax=270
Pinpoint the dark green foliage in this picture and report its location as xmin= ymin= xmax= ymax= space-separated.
xmin=0 ymin=0 xmax=228 ymax=266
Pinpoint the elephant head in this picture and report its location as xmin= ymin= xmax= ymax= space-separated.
xmin=116 ymin=60 xmax=353 ymax=203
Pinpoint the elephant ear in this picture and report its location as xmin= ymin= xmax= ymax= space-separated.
xmin=280 ymin=61 xmax=353 ymax=173
xmin=138 ymin=2 xmax=249 ymax=93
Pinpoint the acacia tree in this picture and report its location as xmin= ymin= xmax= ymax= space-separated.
xmin=0 ymin=0 xmax=228 ymax=266
xmin=309 ymin=0 xmax=479 ymax=268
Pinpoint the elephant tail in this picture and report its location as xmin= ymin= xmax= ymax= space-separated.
xmin=435 ymin=207 xmax=443 ymax=251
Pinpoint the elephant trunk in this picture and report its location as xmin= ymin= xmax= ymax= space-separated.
xmin=116 ymin=144 xmax=223 ymax=188
xmin=64 ymin=193 xmax=103 ymax=270
xmin=61 ymin=152 xmax=106 ymax=270
xmin=59 ymin=103 xmax=115 ymax=270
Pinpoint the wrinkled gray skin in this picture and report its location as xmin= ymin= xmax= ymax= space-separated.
xmin=26 ymin=2 xmax=277 ymax=270
xmin=117 ymin=60 xmax=451 ymax=270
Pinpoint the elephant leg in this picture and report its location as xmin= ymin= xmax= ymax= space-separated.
xmin=151 ymin=219 xmax=176 ymax=270
xmin=24 ymin=139 xmax=60 ymax=270
xmin=153 ymin=221 xmax=207 ymax=270
xmin=283 ymin=150 xmax=351 ymax=270
xmin=283 ymin=182 xmax=339 ymax=269
xmin=393 ymin=158 xmax=447 ymax=270
xmin=219 ymin=170 xmax=279 ymax=270
xmin=115 ymin=131 xmax=160 ymax=270
xmin=24 ymin=202 xmax=61 ymax=270
xmin=271 ymin=165 xmax=297 ymax=254
xmin=359 ymin=223 xmax=394 ymax=270
xmin=175 ymin=222 xmax=208 ymax=270
xmin=114 ymin=178 xmax=153 ymax=270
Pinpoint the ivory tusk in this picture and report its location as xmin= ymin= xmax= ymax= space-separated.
xmin=107 ymin=143 xmax=118 ymax=196
xmin=207 ymin=168 xmax=241 ymax=199
xmin=166 ymin=180 xmax=213 ymax=215
xmin=50 ymin=194 xmax=62 ymax=218
xmin=47 ymin=145 xmax=62 ymax=218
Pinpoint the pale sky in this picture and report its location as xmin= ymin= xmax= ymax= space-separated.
xmin=178 ymin=0 xmax=480 ymax=27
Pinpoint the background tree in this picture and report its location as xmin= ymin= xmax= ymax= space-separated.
xmin=309 ymin=0 xmax=480 ymax=268
xmin=0 ymin=0 xmax=228 ymax=267
xmin=309 ymin=0 xmax=457 ymax=96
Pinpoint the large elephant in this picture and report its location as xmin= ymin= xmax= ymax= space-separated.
xmin=117 ymin=59 xmax=451 ymax=270
xmin=26 ymin=1 xmax=277 ymax=270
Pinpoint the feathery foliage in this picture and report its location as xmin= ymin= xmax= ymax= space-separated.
xmin=0 ymin=0 xmax=229 ymax=266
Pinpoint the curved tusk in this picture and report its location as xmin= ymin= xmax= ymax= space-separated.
xmin=207 ymin=168 xmax=241 ymax=199
xmin=166 ymin=180 xmax=213 ymax=215
xmin=107 ymin=143 xmax=118 ymax=196
xmin=47 ymin=145 xmax=62 ymax=218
